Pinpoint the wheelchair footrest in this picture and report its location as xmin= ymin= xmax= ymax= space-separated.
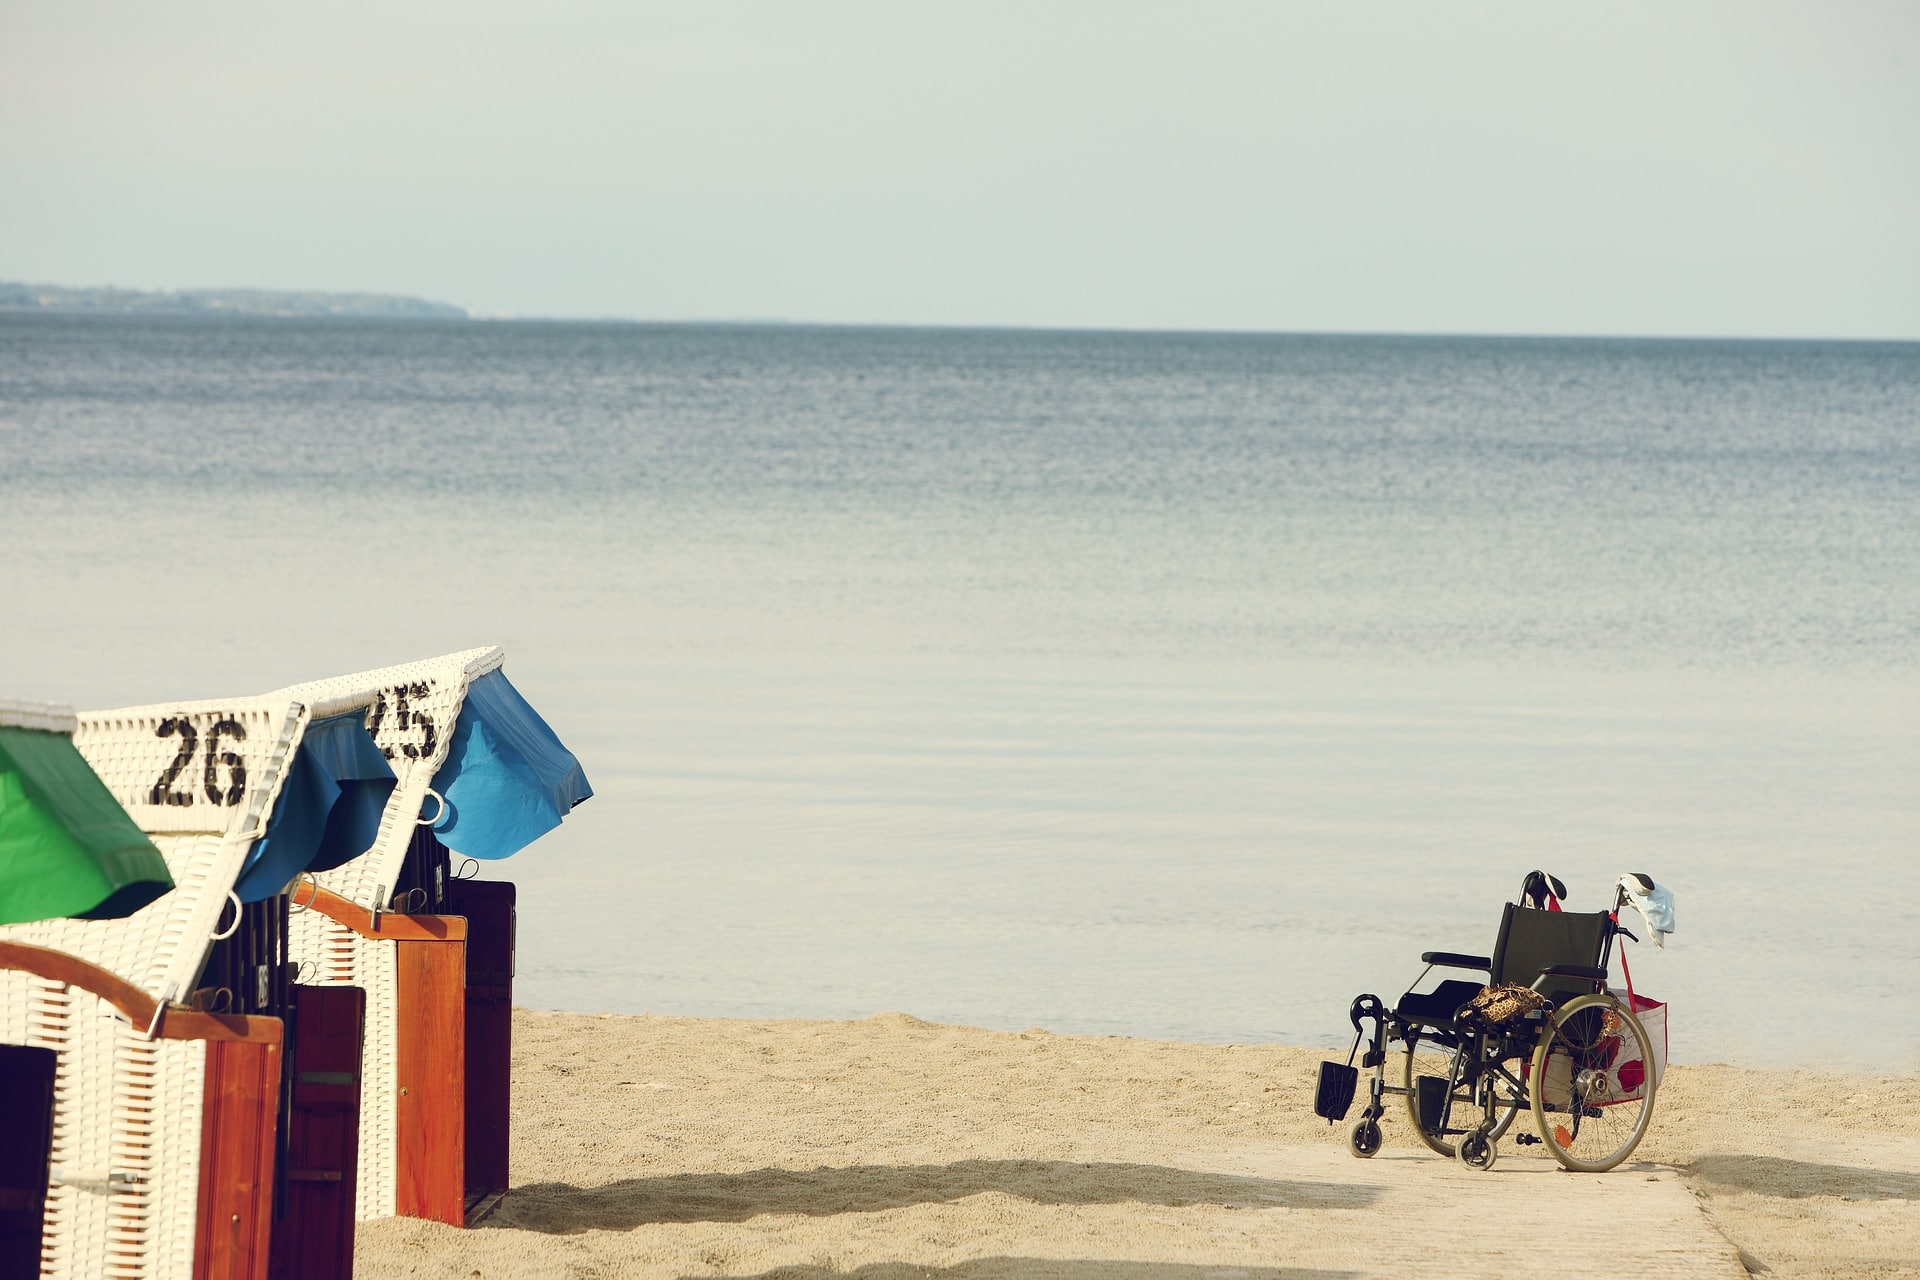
xmin=1314 ymin=1061 xmax=1359 ymax=1122
xmin=1415 ymin=1074 xmax=1451 ymax=1134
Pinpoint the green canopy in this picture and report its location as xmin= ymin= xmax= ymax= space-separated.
xmin=0 ymin=715 xmax=174 ymax=926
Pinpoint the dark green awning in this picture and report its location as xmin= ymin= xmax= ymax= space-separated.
xmin=0 ymin=722 xmax=174 ymax=925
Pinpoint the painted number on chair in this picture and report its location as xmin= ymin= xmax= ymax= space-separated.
xmin=367 ymin=681 xmax=438 ymax=761
xmin=149 ymin=715 xmax=248 ymax=806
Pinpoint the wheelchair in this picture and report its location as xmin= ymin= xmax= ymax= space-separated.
xmin=1316 ymin=872 xmax=1659 ymax=1173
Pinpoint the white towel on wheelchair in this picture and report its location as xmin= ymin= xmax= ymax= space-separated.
xmin=1618 ymin=873 xmax=1675 ymax=948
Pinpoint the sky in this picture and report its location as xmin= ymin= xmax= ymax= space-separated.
xmin=2 ymin=1 xmax=1916 ymax=338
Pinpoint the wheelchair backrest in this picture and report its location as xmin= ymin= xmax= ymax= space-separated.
xmin=1490 ymin=903 xmax=1612 ymax=1005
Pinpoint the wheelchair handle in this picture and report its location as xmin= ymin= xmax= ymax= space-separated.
xmin=1349 ymin=993 xmax=1386 ymax=1035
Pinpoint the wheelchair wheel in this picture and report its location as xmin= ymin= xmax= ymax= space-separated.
xmin=1400 ymin=1027 xmax=1521 ymax=1157
xmin=1528 ymin=992 xmax=1657 ymax=1173
xmin=1455 ymin=1121 xmax=1498 ymax=1172
xmin=1348 ymin=1115 xmax=1383 ymax=1158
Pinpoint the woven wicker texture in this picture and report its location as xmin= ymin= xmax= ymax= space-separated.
xmin=0 ymin=971 xmax=207 ymax=1280
xmin=3 ymin=695 xmax=308 ymax=1002
xmin=0 ymin=699 xmax=79 ymax=734
xmin=281 ymin=646 xmax=502 ymax=909
xmin=0 ymin=648 xmax=501 ymax=1258
xmin=0 ymin=693 xmax=299 ymax=1280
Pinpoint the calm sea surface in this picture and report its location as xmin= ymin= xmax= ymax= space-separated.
xmin=2 ymin=314 xmax=1916 ymax=1069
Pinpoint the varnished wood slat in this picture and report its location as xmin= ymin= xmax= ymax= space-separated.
xmin=193 ymin=1036 xmax=284 ymax=1280
xmin=394 ymin=937 xmax=466 ymax=1225
xmin=269 ymin=985 xmax=364 ymax=1280
xmin=288 ymin=884 xmax=466 ymax=943
xmin=0 ymin=941 xmax=281 ymax=1045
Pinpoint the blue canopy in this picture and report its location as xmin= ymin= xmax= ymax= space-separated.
xmin=429 ymin=670 xmax=591 ymax=860
xmin=235 ymin=713 xmax=396 ymax=903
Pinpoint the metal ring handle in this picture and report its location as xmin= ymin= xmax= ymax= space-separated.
xmin=417 ymin=788 xmax=446 ymax=827
xmin=208 ymin=891 xmax=242 ymax=941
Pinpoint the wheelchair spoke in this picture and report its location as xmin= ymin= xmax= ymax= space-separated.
xmin=1529 ymin=993 xmax=1657 ymax=1172
xmin=1401 ymin=1023 xmax=1521 ymax=1158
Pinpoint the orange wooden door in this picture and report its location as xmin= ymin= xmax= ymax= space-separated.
xmin=394 ymin=935 xmax=466 ymax=1225
xmin=195 ymin=1032 xmax=284 ymax=1280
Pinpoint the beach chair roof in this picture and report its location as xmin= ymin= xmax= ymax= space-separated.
xmin=426 ymin=668 xmax=593 ymax=861
xmin=1 ymin=649 xmax=587 ymax=992
xmin=276 ymin=647 xmax=589 ymax=909
xmin=1 ymin=691 xmax=307 ymax=998
xmin=0 ymin=699 xmax=174 ymax=925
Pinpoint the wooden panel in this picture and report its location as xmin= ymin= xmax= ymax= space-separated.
xmin=288 ymin=885 xmax=466 ymax=943
xmin=447 ymin=880 xmax=515 ymax=1212
xmin=195 ymin=1033 xmax=285 ymax=1280
xmin=0 ymin=940 xmax=283 ymax=1045
xmin=394 ymin=937 xmax=465 ymax=1225
xmin=0 ymin=1044 xmax=56 ymax=1280
xmin=268 ymin=987 xmax=364 ymax=1280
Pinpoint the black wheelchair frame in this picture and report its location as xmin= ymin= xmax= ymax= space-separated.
xmin=1316 ymin=873 xmax=1659 ymax=1173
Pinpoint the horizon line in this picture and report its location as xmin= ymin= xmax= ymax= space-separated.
xmin=6 ymin=303 xmax=1915 ymax=347
xmin=471 ymin=313 xmax=1920 ymax=345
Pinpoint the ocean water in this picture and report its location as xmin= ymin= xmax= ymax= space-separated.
xmin=2 ymin=313 xmax=1916 ymax=1070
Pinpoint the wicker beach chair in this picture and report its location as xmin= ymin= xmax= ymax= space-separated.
xmin=1 ymin=646 xmax=584 ymax=1278
xmin=277 ymin=647 xmax=533 ymax=1226
xmin=0 ymin=695 xmax=306 ymax=1280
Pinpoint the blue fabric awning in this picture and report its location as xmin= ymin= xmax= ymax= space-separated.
xmin=429 ymin=669 xmax=591 ymax=860
xmin=235 ymin=713 xmax=396 ymax=903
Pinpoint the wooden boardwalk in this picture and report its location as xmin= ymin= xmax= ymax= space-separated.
xmin=1185 ymin=1143 xmax=1748 ymax=1280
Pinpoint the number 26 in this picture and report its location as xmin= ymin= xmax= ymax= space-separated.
xmin=149 ymin=716 xmax=248 ymax=807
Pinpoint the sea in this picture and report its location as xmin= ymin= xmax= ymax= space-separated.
xmin=2 ymin=313 xmax=1915 ymax=1071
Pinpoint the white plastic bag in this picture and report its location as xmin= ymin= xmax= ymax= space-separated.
xmin=1607 ymin=989 xmax=1667 ymax=1099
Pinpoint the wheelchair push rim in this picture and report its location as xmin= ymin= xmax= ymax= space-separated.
xmin=1399 ymin=1023 xmax=1522 ymax=1157
xmin=1528 ymin=991 xmax=1658 ymax=1172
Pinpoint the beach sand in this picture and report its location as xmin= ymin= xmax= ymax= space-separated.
xmin=356 ymin=1010 xmax=1920 ymax=1279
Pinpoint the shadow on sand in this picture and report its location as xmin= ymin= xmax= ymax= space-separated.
xmin=1688 ymin=1153 xmax=1920 ymax=1201
xmin=685 ymin=1262 xmax=1360 ymax=1280
xmin=488 ymin=1159 xmax=1381 ymax=1233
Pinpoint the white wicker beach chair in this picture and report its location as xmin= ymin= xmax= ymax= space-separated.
xmin=278 ymin=647 xmax=504 ymax=1225
xmin=0 ymin=696 xmax=305 ymax=1280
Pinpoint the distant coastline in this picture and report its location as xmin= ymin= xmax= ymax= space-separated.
xmin=0 ymin=280 xmax=466 ymax=320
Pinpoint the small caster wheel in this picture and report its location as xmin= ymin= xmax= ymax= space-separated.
xmin=1456 ymin=1123 xmax=1497 ymax=1172
xmin=1348 ymin=1116 xmax=1383 ymax=1158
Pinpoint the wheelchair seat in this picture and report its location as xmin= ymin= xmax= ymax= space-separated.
xmin=1392 ymin=903 xmax=1611 ymax=1029
xmin=1393 ymin=979 xmax=1484 ymax=1027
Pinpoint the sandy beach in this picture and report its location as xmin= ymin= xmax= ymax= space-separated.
xmin=354 ymin=1009 xmax=1920 ymax=1279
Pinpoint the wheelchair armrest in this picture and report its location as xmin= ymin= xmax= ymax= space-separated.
xmin=1531 ymin=964 xmax=1608 ymax=985
xmin=1420 ymin=952 xmax=1491 ymax=970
